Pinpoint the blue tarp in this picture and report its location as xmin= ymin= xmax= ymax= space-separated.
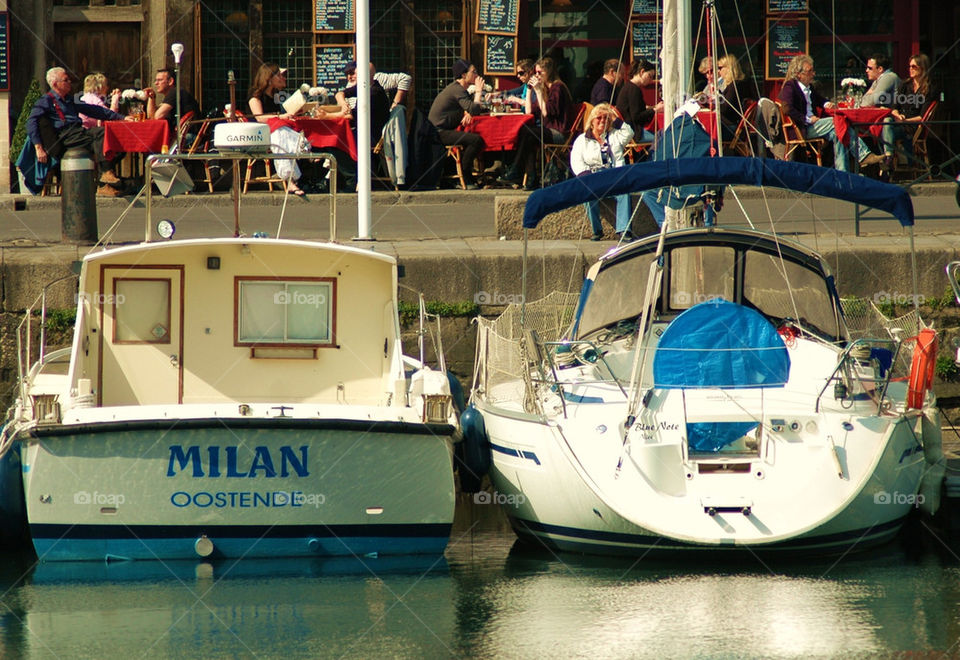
xmin=653 ymin=299 xmax=790 ymax=389
xmin=642 ymin=115 xmax=716 ymax=225
xmin=522 ymin=157 xmax=915 ymax=229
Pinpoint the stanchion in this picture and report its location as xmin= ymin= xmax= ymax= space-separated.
xmin=60 ymin=147 xmax=98 ymax=244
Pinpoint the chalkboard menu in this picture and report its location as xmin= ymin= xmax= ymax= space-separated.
xmin=767 ymin=0 xmax=808 ymax=11
xmin=314 ymin=0 xmax=355 ymax=32
xmin=630 ymin=20 xmax=659 ymax=63
xmin=765 ymin=18 xmax=807 ymax=79
xmin=484 ymin=36 xmax=516 ymax=76
xmin=476 ymin=0 xmax=519 ymax=36
xmin=0 ymin=14 xmax=8 ymax=92
xmin=314 ymin=45 xmax=355 ymax=90
xmin=631 ymin=0 xmax=661 ymax=15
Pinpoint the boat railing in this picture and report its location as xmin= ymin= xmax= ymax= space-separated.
xmin=947 ymin=261 xmax=960 ymax=305
xmin=814 ymin=337 xmax=903 ymax=414
xmin=16 ymin=274 xmax=79 ymax=405
xmin=142 ymin=149 xmax=339 ymax=242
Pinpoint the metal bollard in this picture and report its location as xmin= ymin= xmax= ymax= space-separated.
xmin=60 ymin=147 xmax=98 ymax=243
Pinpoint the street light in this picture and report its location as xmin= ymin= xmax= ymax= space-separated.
xmin=171 ymin=43 xmax=184 ymax=145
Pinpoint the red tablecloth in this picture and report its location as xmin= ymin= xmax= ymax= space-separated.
xmin=461 ymin=113 xmax=535 ymax=151
xmin=648 ymin=110 xmax=718 ymax=142
xmin=268 ymin=116 xmax=358 ymax=161
xmin=103 ymin=120 xmax=170 ymax=159
xmin=826 ymin=107 xmax=892 ymax=146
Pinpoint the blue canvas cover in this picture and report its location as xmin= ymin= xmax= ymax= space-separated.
xmin=653 ymin=299 xmax=790 ymax=389
xmin=643 ymin=114 xmax=715 ymax=218
xmin=522 ymin=157 xmax=915 ymax=229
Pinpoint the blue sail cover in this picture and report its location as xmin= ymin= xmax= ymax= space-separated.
xmin=522 ymin=157 xmax=915 ymax=229
xmin=653 ymin=299 xmax=790 ymax=389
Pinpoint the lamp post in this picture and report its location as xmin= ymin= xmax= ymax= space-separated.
xmin=171 ymin=43 xmax=184 ymax=143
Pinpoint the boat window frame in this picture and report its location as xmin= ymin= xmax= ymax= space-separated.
xmin=234 ymin=276 xmax=338 ymax=349
xmin=111 ymin=277 xmax=172 ymax=345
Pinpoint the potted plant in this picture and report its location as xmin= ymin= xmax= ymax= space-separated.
xmin=11 ymin=78 xmax=45 ymax=194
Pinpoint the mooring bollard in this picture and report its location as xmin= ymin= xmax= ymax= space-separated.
xmin=60 ymin=147 xmax=98 ymax=243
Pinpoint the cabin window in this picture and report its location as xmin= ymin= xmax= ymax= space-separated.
xmin=113 ymin=279 xmax=171 ymax=344
xmin=668 ymin=246 xmax=735 ymax=310
xmin=235 ymin=278 xmax=336 ymax=346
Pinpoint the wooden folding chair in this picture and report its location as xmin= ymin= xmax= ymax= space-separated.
xmin=776 ymin=100 xmax=825 ymax=166
xmin=625 ymin=139 xmax=653 ymax=164
xmin=581 ymin=102 xmax=594 ymax=133
xmin=184 ymin=117 xmax=222 ymax=193
xmin=372 ymin=135 xmax=400 ymax=190
xmin=444 ymin=145 xmax=467 ymax=190
xmin=230 ymin=111 xmax=285 ymax=193
xmin=541 ymin=102 xmax=587 ymax=180
xmin=723 ymin=100 xmax=758 ymax=157
xmin=894 ymin=100 xmax=938 ymax=176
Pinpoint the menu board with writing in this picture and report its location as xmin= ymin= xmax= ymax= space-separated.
xmin=630 ymin=20 xmax=659 ymax=63
xmin=314 ymin=45 xmax=355 ymax=90
xmin=0 ymin=14 xmax=8 ymax=92
xmin=767 ymin=0 xmax=808 ymax=12
xmin=484 ymin=36 xmax=516 ymax=76
xmin=631 ymin=0 xmax=661 ymax=15
xmin=314 ymin=0 xmax=355 ymax=33
xmin=765 ymin=18 xmax=807 ymax=79
xmin=476 ymin=0 xmax=519 ymax=36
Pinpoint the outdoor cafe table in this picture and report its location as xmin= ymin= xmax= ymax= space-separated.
xmin=102 ymin=119 xmax=171 ymax=159
xmin=825 ymin=106 xmax=892 ymax=147
xmin=461 ymin=112 xmax=535 ymax=151
xmin=268 ymin=116 xmax=358 ymax=161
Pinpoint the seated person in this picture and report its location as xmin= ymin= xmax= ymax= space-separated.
xmin=860 ymin=53 xmax=900 ymax=108
xmin=336 ymin=61 xmax=392 ymax=141
xmin=247 ymin=62 xmax=310 ymax=196
xmin=879 ymin=53 xmax=937 ymax=172
xmin=145 ymin=68 xmax=201 ymax=143
xmin=427 ymin=59 xmax=487 ymax=189
xmin=695 ymin=56 xmax=715 ymax=96
xmin=79 ymin=72 xmax=121 ymax=129
xmin=778 ymin=55 xmax=881 ymax=172
xmin=590 ymin=59 xmax=622 ymax=106
xmin=616 ymin=59 xmax=661 ymax=142
xmin=497 ymin=56 xmax=574 ymax=190
xmin=570 ymin=103 xmax=634 ymax=241
xmin=716 ymin=54 xmax=758 ymax=140
xmin=371 ymin=64 xmax=412 ymax=111
xmin=503 ymin=59 xmax=535 ymax=108
xmin=27 ymin=66 xmax=131 ymax=196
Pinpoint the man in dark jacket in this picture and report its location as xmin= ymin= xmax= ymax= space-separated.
xmin=427 ymin=59 xmax=487 ymax=189
xmin=590 ymin=59 xmax=622 ymax=106
xmin=777 ymin=55 xmax=881 ymax=172
xmin=27 ymin=66 xmax=131 ymax=196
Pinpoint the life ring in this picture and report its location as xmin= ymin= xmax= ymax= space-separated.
xmin=907 ymin=328 xmax=938 ymax=409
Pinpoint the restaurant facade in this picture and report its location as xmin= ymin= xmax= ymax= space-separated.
xmin=1 ymin=0 xmax=956 ymax=189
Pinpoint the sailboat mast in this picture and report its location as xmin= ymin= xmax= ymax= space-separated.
xmin=660 ymin=0 xmax=692 ymax=137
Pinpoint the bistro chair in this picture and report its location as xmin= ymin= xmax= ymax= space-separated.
xmin=894 ymin=100 xmax=938 ymax=177
xmin=539 ymin=102 xmax=587 ymax=183
xmin=231 ymin=110 xmax=285 ymax=193
xmin=775 ymin=100 xmax=824 ymax=166
xmin=722 ymin=100 xmax=759 ymax=157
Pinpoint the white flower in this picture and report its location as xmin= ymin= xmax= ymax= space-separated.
xmin=300 ymin=83 xmax=311 ymax=94
xmin=135 ymin=89 xmax=147 ymax=101
xmin=121 ymin=89 xmax=138 ymax=100
xmin=467 ymin=83 xmax=493 ymax=94
xmin=309 ymin=87 xmax=327 ymax=97
xmin=840 ymin=77 xmax=866 ymax=88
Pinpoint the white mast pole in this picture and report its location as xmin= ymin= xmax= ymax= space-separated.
xmin=355 ymin=0 xmax=372 ymax=239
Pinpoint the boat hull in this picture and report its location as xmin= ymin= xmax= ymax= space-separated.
xmin=20 ymin=417 xmax=455 ymax=561
xmin=479 ymin=405 xmax=925 ymax=557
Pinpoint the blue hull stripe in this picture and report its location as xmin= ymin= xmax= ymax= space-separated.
xmin=31 ymin=522 xmax=450 ymax=540
xmin=490 ymin=443 xmax=541 ymax=465
xmin=512 ymin=517 xmax=906 ymax=551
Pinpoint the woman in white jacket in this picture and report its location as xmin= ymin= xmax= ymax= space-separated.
xmin=570 ymin=103 xmax=635 ymax=240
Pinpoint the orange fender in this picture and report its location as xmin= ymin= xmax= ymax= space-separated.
xmin=907 ymin=328 xmax=938 ymax=409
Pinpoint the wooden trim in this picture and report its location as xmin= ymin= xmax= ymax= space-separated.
xmin=52 ymin=7 xmax=144 ymax=22
xmin=233 ymin=276 xmax=338 ymax=348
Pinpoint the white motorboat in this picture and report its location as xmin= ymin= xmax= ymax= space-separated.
xmin=463 ymin=158 xmax=944 ymax=556
xmin=3 ymin=135 xmax=458 ymax=561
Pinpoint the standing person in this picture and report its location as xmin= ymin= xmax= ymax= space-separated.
xmin=145 ymin=68 xmax=201 ymax=138
xmin=79 ymin=73 xmax=120 ymax=129
xmin=879 ymin=53 xmax=938 ymax=172
xmin=860 ymin=54 xmax=900 ymax=108
xmin=497 ymin=56 xmax=573 ymax=190
xmin=777 ymin=55 xmax=881 ymax=172
xmin=570 ymin=103 xmax=635 ymax=241
xmin=247 ymin=63 xmax=309 ymax=196
xmin=716 ymin=54 xmax=758 ymax=140
xmin=590 ymin=59 xmax=622 ymax=106
xmin=616 ymin=59 xmax=661 ymax=140
xmin=427 ymin=59 xmax=487 ymax=189
xmin=26 ymin=66 xmax=130 ymax=196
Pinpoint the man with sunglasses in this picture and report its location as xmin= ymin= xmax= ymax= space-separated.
xmin=860 ymin=54 xmax=900 ymax=108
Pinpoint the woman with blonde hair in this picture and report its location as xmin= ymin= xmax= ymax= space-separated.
xmin=570 ymin=103 xmax=635 ymax=241
xmin=716 ymin=54 xmax=757 ymax=140
xmin=79 ymin=72 xmax=120 ymax=129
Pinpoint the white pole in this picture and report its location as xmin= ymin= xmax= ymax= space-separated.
xmin=355 ymin=0 xmax=372 ymax=239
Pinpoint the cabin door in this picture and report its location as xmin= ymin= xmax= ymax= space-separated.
xmin=100 ymin=266 xmax=184 ymax=406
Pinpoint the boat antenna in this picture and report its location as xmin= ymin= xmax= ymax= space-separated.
xmin=227 ymin=70 xmax=241 ymax=237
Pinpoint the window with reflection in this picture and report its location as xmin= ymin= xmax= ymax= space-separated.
xmin=236 ymin=278 xmax=336 ymax=346
xmin=668 ymin=246 xmax=735 ymax=310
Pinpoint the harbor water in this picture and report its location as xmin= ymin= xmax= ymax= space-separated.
xmin=0 ymin=500 xmax=958 ymax=658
